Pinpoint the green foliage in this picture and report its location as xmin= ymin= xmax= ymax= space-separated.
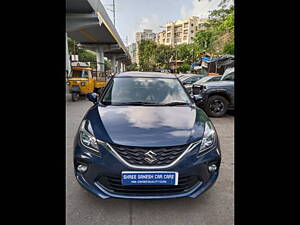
xmin=193 ymin=30 xmax=215 ymax=53
xmin=155 ymin=44 xmax=174 ymax=69
xmin=178 ymin=63 xmax=190 ymax=73
xmin=127 ymin=63 xmax=139 ymax=71
xmin=67 ymin=37 xmax=77 ymax=54
xmin=67 ymin=37 xmax=97 ymax=66
xmin=104 ymin=59 xmax=111 ymax=70
xmin=193 ymin=3 xmax=234 ymax=55
xmin=223 ymin=41 xmax=234 ymax=54
xmin=138 ymin=39 xmax=157 ymax=71
xmin=78 ymin=49 xmax=96 ymax=62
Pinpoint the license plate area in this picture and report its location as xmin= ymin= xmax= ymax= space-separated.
xmin=121 ymin=171 xmax=179 ymax=186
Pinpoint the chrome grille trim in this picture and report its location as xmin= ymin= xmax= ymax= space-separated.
xmin=103 ymin=140 xmax=202 ymax=169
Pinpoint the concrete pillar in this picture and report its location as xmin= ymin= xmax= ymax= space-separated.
xmin=96 ymin=45 xmax=105 ymax=75
xmin=66 ymin=33 xmax=71 ymax=76
xmin=111 ymin=55 xmax=116 ymax=74
xmin=117 ymin=60 xmax=121 ymax=73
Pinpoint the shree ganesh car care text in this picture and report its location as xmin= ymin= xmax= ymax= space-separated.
xmin=123 ymin=174 xmax=175 ymax=184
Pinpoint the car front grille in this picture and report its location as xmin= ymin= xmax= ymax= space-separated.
xmin=97 ymin=175 xmax=200 ymax=195
xmin=109 ymin=144 xmax=189 ymax=167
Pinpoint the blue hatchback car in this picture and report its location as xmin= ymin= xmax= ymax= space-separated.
xmin=73 ymin=72 xmax=221 ymax=199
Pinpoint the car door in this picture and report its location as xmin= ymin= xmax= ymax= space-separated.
xmin=222 ymin=73 xmax=234 ymax=105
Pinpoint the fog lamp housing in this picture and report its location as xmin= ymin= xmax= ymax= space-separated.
xmin=208 ymin=164 xmax=217 ymax=172
xmin=77 ymin=164 xmax=88 ymax=173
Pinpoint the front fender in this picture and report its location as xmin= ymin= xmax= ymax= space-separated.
xmin=205 ymin=89 xmax=232 ymax=104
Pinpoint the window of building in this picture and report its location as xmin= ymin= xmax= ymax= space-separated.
xmin=166 ymin=38 xmax=170 ymax=43
xmin=191 ymin=23 xmax=194 ymax=26
xmin=184 ymin=23 xmax=188 ymax=28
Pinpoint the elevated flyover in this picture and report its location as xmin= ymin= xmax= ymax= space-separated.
xmin=66 ymin=0 xmax=130 ymax=74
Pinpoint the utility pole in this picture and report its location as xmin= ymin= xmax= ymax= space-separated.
xmin=113 ymin=0 xmax=115 ymax=26
xmin=175 ymin=43 xmax=177 ymax=74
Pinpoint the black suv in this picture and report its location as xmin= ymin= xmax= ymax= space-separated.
xmin=192 ymin=68 xmax=234 ymax=117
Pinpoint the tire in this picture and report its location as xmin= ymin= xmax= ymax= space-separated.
xmin=71 ymin=93 xmax=79 ymax=102
xmin=204 ymin=95 xmax=229 ymax=117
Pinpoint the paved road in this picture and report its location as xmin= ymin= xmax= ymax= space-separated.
xmin=66 ymin=96 xmax=234 ymax=225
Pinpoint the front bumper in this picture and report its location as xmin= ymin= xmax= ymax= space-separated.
xmin=195 ymin=93 xmax=208 ymax=108
xmin=73 ymin=139 xmax=221 ymax=199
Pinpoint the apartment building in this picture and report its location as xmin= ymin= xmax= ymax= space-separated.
xmin=128 ymin=43 xmax=138 ymax=64
xmin=135 ymin=29 xmax=156 ymax=43
xmin=134 ymin=29 xmax=156 ymax=65
xmin=156 ymin=16 xmax=208 ymax=46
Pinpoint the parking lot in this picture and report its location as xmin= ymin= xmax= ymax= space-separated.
xmin=66 ymin=96 xmax=234 ymax=225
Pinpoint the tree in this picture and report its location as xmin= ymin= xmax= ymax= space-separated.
xmin=178 ymin=63 xmax=190 ymax=73
xmin=155 ymin=44 xmax=174 ymax=69
xmin=193 ymin=30 xmax=216 ymax=54
xmin=138 ymin=39 xmax=157 ymax=71
xmin=193 ymin=3 xmax=234 ymax=55
xmin=223 ymin=41 xmax=234 ymax=54
xmin=67 ymin=37 xmax=97 ymax=68
xmin=104 ymin=58 xmax=111 ymax=71
xmin=78 ymin=49 xmax=96 ymax=62
xmin=127 ymin=63 xmax=138 ymax=71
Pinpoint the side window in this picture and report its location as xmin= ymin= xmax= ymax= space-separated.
xmin=223 ymin=72 xmax=234 ymax=81
xmin=191 ymin=77 xmax=197 ymax=82
xmin=212 ymin=76 xmax=220 ymax=81
xmin=194 ymin=77 xmax=201 ymax=82
xmin=82 ymin=70 xmax=89 ymax=78
xmin=184 ymin=77 xmax=192 ymax=83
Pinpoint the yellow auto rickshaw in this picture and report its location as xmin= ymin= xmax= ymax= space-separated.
xmin=66 ymin=62 xmax=108 ymax=101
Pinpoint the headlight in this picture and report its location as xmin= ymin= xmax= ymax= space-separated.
xmin=81 ymin=82 xmax=86 ymax=86
xmin=199 ymin=121 xmax=216 ymax=154
xmin=67 ymin=81 xmax=70 ymax=85
xmin=79 ymin=120 xmax=99 ymax=153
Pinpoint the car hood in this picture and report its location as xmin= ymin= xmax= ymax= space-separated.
xmin=86 ymin=105 xmax=208 ymax=147
xmin=203 ymin=81 xmax=233 ymax=88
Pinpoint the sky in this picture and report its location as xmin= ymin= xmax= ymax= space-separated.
xmin=100 ymin=0 xmax=233 ymax=45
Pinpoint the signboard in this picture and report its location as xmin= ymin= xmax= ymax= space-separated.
xmin=71 ymin=62 xmax=90 ymax=67
xmin=71 ymin=55 xmax=79 ymax=61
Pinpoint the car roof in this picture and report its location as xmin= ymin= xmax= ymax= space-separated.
xmin=114 ymin=71 xmax=176 ymax=79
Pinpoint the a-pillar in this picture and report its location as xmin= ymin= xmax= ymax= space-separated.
xmin=111 ymin=55 xmax=116 ymax=74
xmin=96 ymin=45 xmax=104 ymax=76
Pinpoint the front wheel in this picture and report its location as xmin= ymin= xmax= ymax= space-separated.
xmin=204 ymin=95 xmax=228 ymax=117
xmin=71 ymin=93 xmax=79 ymax=102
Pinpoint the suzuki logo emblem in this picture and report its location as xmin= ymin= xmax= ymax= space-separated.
xmin=144 ymin=150 xmax=157 ymax=164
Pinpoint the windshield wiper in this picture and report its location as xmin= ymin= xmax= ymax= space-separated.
xmin=160 ymin=102 xmax=189 ymax=106
xmin=115 ymin=102 xmax=159 ymax=106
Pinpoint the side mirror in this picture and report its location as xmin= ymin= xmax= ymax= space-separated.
xmin=192 ymin=84 xmax=201 ymax=95
xmin=87 ymin=93 xmax=99 ymax=103
xmin=193 ymin=95 xmax=202 ymax=102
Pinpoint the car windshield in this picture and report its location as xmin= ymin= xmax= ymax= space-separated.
xmin=195 ymin=76 xmax=212 ymax=83
xmin=70 ymin=70 xmax=89 ymax=78
xmin=179 ymin=75 xmax=191 ymax=81
xmin=101 ymin=77 xmax=191 ymax=106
